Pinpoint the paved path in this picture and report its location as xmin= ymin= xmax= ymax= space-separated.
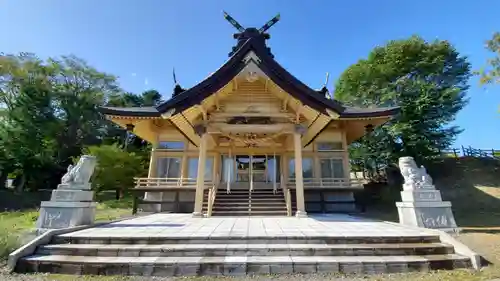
xmin=61 ymin=214 xmax=433 ymax=238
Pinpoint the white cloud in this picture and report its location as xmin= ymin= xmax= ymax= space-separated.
xmin=144 ymin=78 xmax=149 ymax=86
xmin=131 ymin=73 xmax=137 ymax=77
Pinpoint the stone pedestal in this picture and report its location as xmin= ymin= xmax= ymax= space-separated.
xmin=36 ymin=155 xmax=98 ymax=232
xmin=36 ymin=183 xmax=96 ymax=232
xmin=396 ymin=157 xmax=458 ymax=233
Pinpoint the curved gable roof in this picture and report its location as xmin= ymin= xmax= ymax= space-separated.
xmin=99 ymin=31 xmax=400 ymax=119
xmin=154 ymin=36 xmax=347 ymax=115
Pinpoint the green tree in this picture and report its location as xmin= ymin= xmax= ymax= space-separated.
xmin=0 ymin=53 xmax=125 ymax=191
xmin=335 ymin=36 xmax=471 ymax=165
xmin=0 ymin=54 xmax=58 ymax=191
xmin=141 ymin=89 xmax=162 ymax=106
xmin=479 ymin=32 xmax=500 ymax=85
xmin=83 ymin=144 xmax=147 ymax=198
xmin=48 ymin=55 xmax=121 ymax=166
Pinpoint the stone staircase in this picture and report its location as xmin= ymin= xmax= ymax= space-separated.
xmin=203 ymin=183 xmax=287 ymax=216
xmin=16 ymin=232 xmax=471 ymax=276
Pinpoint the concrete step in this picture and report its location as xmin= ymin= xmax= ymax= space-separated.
xmin=17 ymin=254 xmax=471 ymax=276
xmin=37 ymin=243 xmax=455 ymax=257
xmin=216 ymin=190 xmax=281 ymax=194
xmin=53 ymin=235 xmax=442 ymax=245
xmin=212 ymin=204 xmax=250 ymax=209
xmin=216 ymin=198 xmax=283 ymax=201
xmin=214 ymin=195 xmax=283 ymax=199
xmin=211 ymin=210 xmax=288 ymax=216
xmin=212 ymin=202 xmax=250 ymax=206
xmin=210 ymin=203 xmax=286 ymax=207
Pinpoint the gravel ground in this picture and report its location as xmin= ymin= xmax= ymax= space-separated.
xmin=0 ymin=271 xmax=378 ymax=281
xmin=0 ymin=268 xmax=491 ymax=281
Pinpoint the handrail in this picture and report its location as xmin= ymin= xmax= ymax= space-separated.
xmin=134 ymin=177 xmax=213 ymax=189
xmin=287 ymin=177 xmax=364 ymax=189
xmin=249 ymin=156 xmax=254 ymax=193
xmin=281 ymin=174 xmax=292 ymax=216
xmin=207 ymin=173 xmax=220 ymax=217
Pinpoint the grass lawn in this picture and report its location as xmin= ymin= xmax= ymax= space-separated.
xmin=0 ymin=190 xmax=133 ymax=262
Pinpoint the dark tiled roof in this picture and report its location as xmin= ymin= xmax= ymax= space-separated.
xmin=98 ymin=106 xmax=160 ymax=117
xmin=341 ymin=106 xmax=400 ymax=118
xmin=98 ymin=28 xmax=400 ymax=119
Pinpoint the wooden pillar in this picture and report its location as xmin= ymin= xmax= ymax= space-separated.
xmin=193 ymin=125 xmax=207 ymax=217
xmin=213 ymin=152 xmax=221 ymax=182
xmin=294 ymin=125 xmax=307 ymax=217
xmin=282 ymin=154 xmax=288 ymax=183
xmin=314 ymin=155 xmax=321 ymax=182
xmin=342 ymin=129 xmax=350 ymax=179
xmin=181 ymin=154 xmax=188 ymax=179
xmin=148 ymin=148 xmax=158 ymax=179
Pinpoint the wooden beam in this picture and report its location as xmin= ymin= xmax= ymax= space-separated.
xmin=196 ymin=104 xmax=208 ymax=121
xmin=169 ymin=115 xmax=201 ymax=147
xmin=209 ymin=112 xmax=295 ymax=119
xmin=232 ymin=78 xmax=238 ymax=91
xmin=295 ymin=103 xmax=304 ymax=124
xmin=208 ymin=123 xmax=295 ymax=134
xmin=326 ymin=109 xmax=340 ymax=119
xmin=214 ymin=91 xmax=221 ymax=111
xmin=301 ymin=114 xmax=331 ymax=147
xmin=281 ymin=95 xmax=290 ymax=112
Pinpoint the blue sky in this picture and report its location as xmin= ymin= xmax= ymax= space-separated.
xmin=1 ymin=0 xmax=499 ymax=148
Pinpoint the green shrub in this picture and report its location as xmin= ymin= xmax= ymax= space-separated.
xmin=83 ymin=144 xmax=147 ymax=197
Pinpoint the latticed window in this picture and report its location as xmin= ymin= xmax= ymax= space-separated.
xmin=156 ymin=157 xmax=181 ymax=180
xmin=320 ymin=158 xmax=344 ymax=178
xmin=187 ymin=157 xmax=214 ymax=181
xmin=288 ymin=158 xmax=314 ymax=181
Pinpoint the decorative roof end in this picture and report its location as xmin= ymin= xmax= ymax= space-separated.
xmin=223 ymin=11 xmax=280 ymax=58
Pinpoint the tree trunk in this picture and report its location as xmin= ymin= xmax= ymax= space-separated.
xmin=14 ymin=174 xmax=26 ymax=193
xmin=0 ymin=171 xmax=7 ymax=190
xmin=115 ymin=188 xmax=120 ymax=200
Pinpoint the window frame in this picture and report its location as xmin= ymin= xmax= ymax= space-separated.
xmin=288 ymin=157 xmax=314 ymax=182
xmin=157 ymin=141 xmax=186 ymax=151
xmin=156 ymin=157 xmax=182 ymax=180
xmin=319 ymin=157 xmax=345 ymax=179
xmin=316 ymin=141 xmax=344 ymax=152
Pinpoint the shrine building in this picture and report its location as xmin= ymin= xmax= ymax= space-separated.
xmin=99 ymin=13 xmax=399 ymax=217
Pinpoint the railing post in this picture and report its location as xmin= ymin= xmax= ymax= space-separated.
xmin=273 ymin=151 xmax=277 ymax=194
xmin=227 ymin=146 xmax=232 ymax=194
xmin=250 ymin=155 xmax=254 ymax=192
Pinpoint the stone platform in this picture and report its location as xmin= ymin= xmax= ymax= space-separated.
xmin=16 ymin=214 xmax=472 ymax=276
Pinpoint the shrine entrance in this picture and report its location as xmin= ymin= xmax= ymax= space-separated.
xmin=221 ymin=154 xmax=281 ymax=189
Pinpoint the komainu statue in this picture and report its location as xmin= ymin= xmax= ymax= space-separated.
xmin=398 ymin=156 xmax=434 ymax=189
xmin=61 ymin=155 xmax=97 ymax=185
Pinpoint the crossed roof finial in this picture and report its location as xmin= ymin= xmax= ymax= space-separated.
xmin=223 ymin=11 xmax=280 ymax=34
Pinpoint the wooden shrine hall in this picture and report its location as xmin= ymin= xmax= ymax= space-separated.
xmin=99 ymin=13 xmax=399 ymax=217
